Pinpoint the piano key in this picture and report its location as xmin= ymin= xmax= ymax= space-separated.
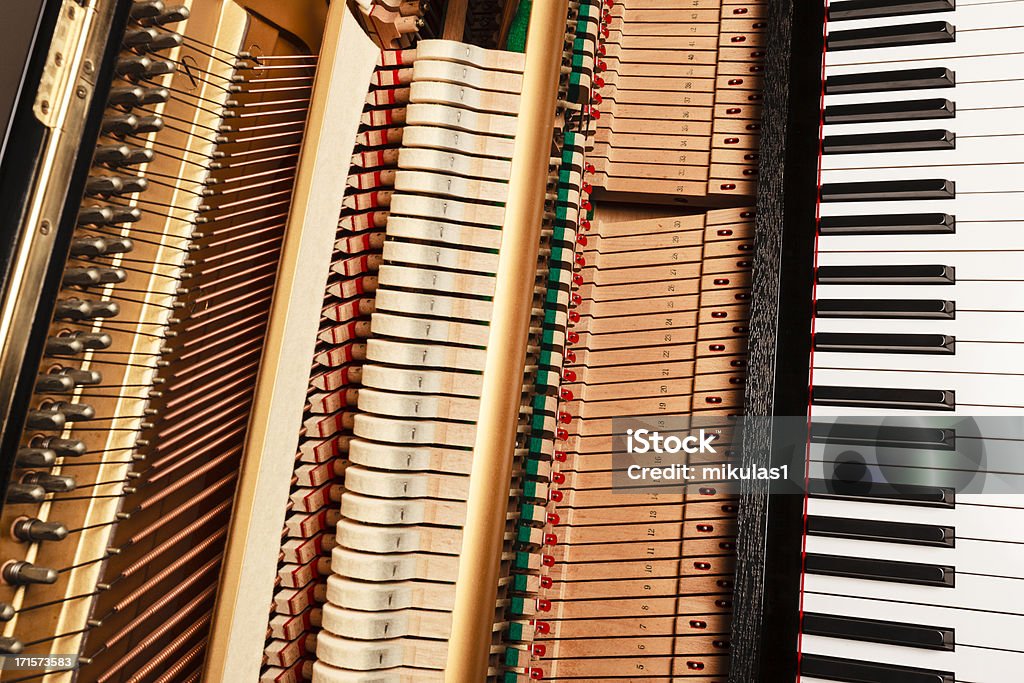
xmin=828 ymin=0 xmax=954 ymax=22
xmin=812 ymin=386 xmax=955 ymax=411
xmin=801 ymin=590 xmax=1024 ymax=652
xmin=813 ymin=333 xmax=954 ymax=354
xmin=803 ymin=613 xmax=953 ymax=654
xmin=808 ymin=479 xmax=955 ymax=508
xmin=807 ymin=516 xmax=954 ymax=547
xmin=806 ymin=528 xmax=1024 ymax=581
xmin=805 ymin=553 xmax=954 ymax=587
xmin=810 ymin=421 xmax=955 ymax=450
xmin=827 ymin=53 xmax=1024 ymax=97
xmin=827 ymin=22 xmax=955 ymax=52
xmin=815 ymin=282 xmax=1024 ymax=314
xmin=812 ymin=312 xmax=1024 ymax=344
xmin=823 ymin=129 xmax=955 ymax=155
xmin=824 ymin=99 xmax=955 ymax=125
xmin=820 ymin=179 xmax=954 ymax=202
xmin=815 ymin=250 xmax=1022 ymax=278
xmin=815 ymin=299 xmax=955 ymax=319
xmin=825 ymin=67 xmax=954 ymax=95
xmin=801 ymin=649 xmax=955 ymax=683
xmin=826 ymin=25 xmax=1024 ymax=67
xmin=816 ymin=265 xmax=954 ymax=285
xmin=821 ymin=136 xmax=1024 ymax=174
xmin=811 ymin=343 xmax=1024 ymax=377
xmin=817 ymin=220 xmax=1024 ymax=253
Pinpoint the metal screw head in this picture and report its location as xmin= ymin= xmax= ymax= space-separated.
xmin=76 ymin=85 xmax=87 ymax=99
xmin=54 ymin=52 xmax=63 ymax=66
xmin=67 ymin=5 xmax=75 ymax=19
xmin=40 ymin=220 xmax=51 ymax=235
xmin=40 ymin=100 xmax=50 ymax=114
xmin=83 ymin=59 xmax=94 ymax=75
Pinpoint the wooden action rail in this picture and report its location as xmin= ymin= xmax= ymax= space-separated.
xmin=528 ymin=207 xmax=753 ymax=680
xmin=590 ymin=0 xmax=766 ymax=202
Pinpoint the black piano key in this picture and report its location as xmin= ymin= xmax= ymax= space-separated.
xmin=803 ymin=613 xmax=954 ymax=651
xmin=825 ymin=98 xmax=955 ymax=124
xmin=816 ymin=299 xmax=955 ymax=320
xmin=813 ymin=386 xmax=955 ymax=411
xmin=825 ymin=68 xmax=954 ymax=95
xmin=814 ymin=332 xmax=955 ymax=354
xmin=802 ymin=654 xmax=954 ymax=683
xmin=805 ymin=553 xmax=954 ymax=587
xmin=819 ymin=213 xmax=954 ymax=235
xmin=827 ymin=21 xmax=955 ymax=52
xmin=808 ymin=478 xmax=955 ymax=507
xmin=829 ymin=0 xmax=954 ymax=21
xmin=823 ymin=129 xmax=955 ymax=155
xmin=821 ymin=179 xmax=954 ymax=202
xmin=807 ymin=516 xmax=954 ymax=547
xmin=817 ymin=265 xmax=954 ymax=285
xmin=810 ymin=422 xmax=955 ymax=450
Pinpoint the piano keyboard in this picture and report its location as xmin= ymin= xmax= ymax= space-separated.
xmin=802 ymin=1 xmax=1024 ymax=681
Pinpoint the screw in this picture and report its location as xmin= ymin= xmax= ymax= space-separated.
xmin=54 ymin=52 xmax=63 ymax=67
xmin=67 ymin=6 xmax=75 ymax=19
xmin=40 ymin=220 xmax=51 ymax=235
xmin=76 ymin=85 xmax=87 ymax=99
xmin=83 ymin=60 xmax=94 ymax=75
xmin=40 ymin=100 xmax=49 ymax=114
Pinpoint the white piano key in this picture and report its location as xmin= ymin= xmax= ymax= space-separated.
xmin=811 ymin=342 xmax=1024 ymax=376
xmin=804 ymin=534 xmax=1024 ymax=580
xmin=803 ymin=570 xmax=1024 ymax=615
xmin=811 ymin=366 xmax=1024 ymax=408
xmin=801 ymin=633 xmax=1024 ymax=680
xmin=820 ymin=194 xmax=1024 ymax=221
xmin=827 ymin=26 xmax=1024 ymax=67
xmin=823 ymin=106 xmax=1024 ymax=140
xmin=821 ymin=137 xmax=1024 ymax=174
xmin=818 ymin=223 xmax=1024 ymax=253
xmin=815 ymin=250 xmax=1024 ymax=278
xmin=809 ymin=436 xmax=1024 ymax=476
xmin=805 ymin=457 xmax=1024 ymax=496
xmin=807 ymin=497 xmax=1024 ymax=544
xmin=801 ymin=590 xmax=1024 ymax=653
xmin=826 ymin=50 xmax=1024 ymax=85
xmin=813 ymin=313 xmax=1024 ymax=343
xmin=813 ymin=282 xmax=1024 ymax=312
xmin=811 ymin=403 xmax=1024 ymax=417
xmin=826 ymin=4 xmax=1003 ymax=34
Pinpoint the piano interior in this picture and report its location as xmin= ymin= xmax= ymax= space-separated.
xmin=0 ymin=0 xmax=1019 ymax=681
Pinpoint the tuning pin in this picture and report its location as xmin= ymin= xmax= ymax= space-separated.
xmin=25 ymin=406 xmax=65 ymax=431
xmin=44 ymin=335 xmax=84 ymax=357
xmin=85 ymin=175 xmax=149 ymax=197
xmin=116 ymin=55 xmax=175 ymax=81
xmin=13 ymin=518 xmax=68 ymax=542
xmin=34 ymin=370 xmax=74 ymax=393
xmin=107 ymin=85 xmax=169 ymax=108
xmin=53 ymin=298 xmax=120 ymax=321
xmin=14 ymin=448 xmax=56 ymax=467
xmin=22 ymin=472 xmax=77 ymax=493
xmin=94 ymin=144 xmax=154 ymax=168
xmin=47 ymin=401 xmax=95 ymax=422
xmin=0 ymin=604 xmax=13 ymax=622
xmin=141 ymin=5 xmax=189 ymax=27
xmin=123 ymin=28 xmax=182 ymax=52
xmin=5 ymin=484 xmax=45 ymax=504
xmin=64 ymin=266 xmax=126 ymax=286
xmin=78 ymin=204 xmax=142 ymax=226
xmin=129 ymin=0 xmax=165 ymax=19
xmin=0 ymin=637 xmax=23 ymax=654
xmin=69 ymin=235 xmax=134 ymax=256
xmin=61 ymin=369 xmax=102 ymax=387
xmin=36 ymin=437 xmax=87 ymax=457
xmin=2 ymin=560 xmax=58 ymax=586
xmin=69 ymin=332 xmax=113 ymax=350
